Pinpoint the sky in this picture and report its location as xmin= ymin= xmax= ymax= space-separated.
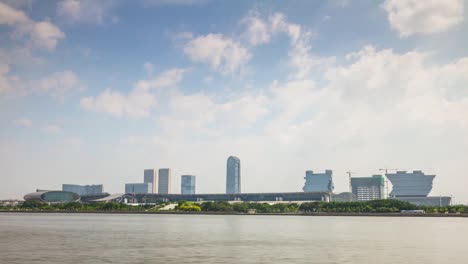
xmin=0 ymin=0 xmax=467 ymax=203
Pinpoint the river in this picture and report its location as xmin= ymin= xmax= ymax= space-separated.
xmin=0 ymin=213 xmax=466 ymax=263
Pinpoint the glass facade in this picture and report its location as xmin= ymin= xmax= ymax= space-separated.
xmin=386 ymin=170 xmax=435 ymax=197
xmin=181 ymin=175 xmax=196 ymax=195
xmin=351 ymin=175 xmax=385 ymax=201
xmin=144 ymin=169 xmax=157 ymax=193
xmin=125 ymin=183 xmax=152 ymax=194
xmin=303 ymin=170 xmax=334 ymax=192
xmin=226 ymin=156 xmax=241 ymax=194
xmin=62 ymin=184 xmax=103 ymax=195
xmin=158 ymin=168 xmax=172 ymax=194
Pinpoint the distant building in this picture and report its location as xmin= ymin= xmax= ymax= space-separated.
xmin=390 ymin=196 xmax=451 ymax=207
xmin=226 ymin=156 xmax=241 ymax=194
xmin=386 ymin=170 xmax=435 ymax=197
xmin=24 ymin=191 xmax=80 ymax=203
xmin=158 ymin=168 xmax=172 ymax=194
xmin=303 ymin=170 xmax=334 ymax=192
xmin=181 ymin=175 xmax=196 ymax=195
xmin=125 ymin=183 xmax=152 ymax=194
xmin=386 ymin=170 xmax=451 ymax=207
xmin=144 ymin=169 xmax=158 ymax=193
xmin=62 ymin=184 xmax=103 ymax=196
xmin=332 ymin=192 xmax=357 ymax=202
xmin=351 ymin=175 xmax=385 ymax=201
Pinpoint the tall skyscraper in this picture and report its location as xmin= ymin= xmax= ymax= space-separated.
xmin=351 ymin=175 xmax=385 ymax=201
xmin=181 ymin=175 xmax=196 ymax=195
xmin=386 ymin=170 xmax=435 ymax=197
xmin=226 ymin=156 xmax=241 ymax=194
xmin=144 ymin=169 xmax=158 ymax=193
xmin=158 ymin=168 xmax=172 ymax=194
xmin=303 ymin=170 xmax=334 ymax=192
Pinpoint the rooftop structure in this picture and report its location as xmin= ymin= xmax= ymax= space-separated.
xmin=226 ymin=156 xmax=241 ymax=194
xmin=181 ymin=175 xmax=196 ymax=195
xmin=351 ymin=175 xmax=385 ymax=201
xmin=62 ymin=184 xmax=103 ymax=196
xmin=303 ymin=170 xmax=334 ymax=193
xmin=387 ymin=170 xmax=435 ymax=197
xmin=24 ymin=191 xmax=80 ymax=203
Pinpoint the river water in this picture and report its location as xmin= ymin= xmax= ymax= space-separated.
xmin=0 ymin=213 xmax=466 ymax=264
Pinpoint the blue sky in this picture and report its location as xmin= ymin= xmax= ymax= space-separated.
xmin=1 ymin=0 xmax=468 ymax=203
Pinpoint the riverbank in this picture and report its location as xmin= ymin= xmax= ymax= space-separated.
xmin=1 ymin=210 xmax=467 ymax=217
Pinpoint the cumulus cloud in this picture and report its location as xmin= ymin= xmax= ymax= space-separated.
xmin=37 ymin=70 xmax=86 ymax=100
xmin=183 ymin=34 xmax=251 ymax=75
xmin=14 ymin=118 xmax=32 ymax=127
xmin=0 ymin=2 xmax=65 ymax=51
xmin=383 ymin=0 xmax=465 ymax=37
xmin=80 ymin=68 xmax=187 ymax=118
xmin=242 ymin=10 xmax=271 ymax=46
xmin=57 ymin=0 xmax=118 ymax=24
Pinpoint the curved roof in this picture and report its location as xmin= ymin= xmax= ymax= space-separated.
xmin=24 ymin=191 xmax=80 ymax=203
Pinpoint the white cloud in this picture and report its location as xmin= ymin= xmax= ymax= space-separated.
xmin=135 ymin=68 xmax=187 ymax=91
xmin=0 ymin=63 xmax=15 ymax=95
xmin=143 ymin=62 xmax=154 ymax=75
xmin=242 ymin=10 xmax=271 ymax=46
xmin=383 ymin=0 xmax=465 ymax=37
xmin=37 ymin=70 xmax=86 ymax=100
xmin=0 ymin=2 xmax=65 ymax=51
xmin=80 ymin=88 xmax=156 ymax=118
xmin=0 ymin=1 xmax=29 ymax=24
xmin=57 ymin=0 xmax=118 ymax=24
xmin=183 ymin=33 xmax=251 ymax=75
xmin=41 ymin=124 xmax=63 ymax=135
xmin=142 ymin=0 xmax=207 ymax=7
xmin=29 ymin=21 xmax=65 ymax=51
xmin=14 ymin=118 xmax=32 ymax=127
xmin=80 ymin=68 xmax=187 ymax=118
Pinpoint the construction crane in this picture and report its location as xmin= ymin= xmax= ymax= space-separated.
xmin=346 ymin=171 xmax=356 ymax=193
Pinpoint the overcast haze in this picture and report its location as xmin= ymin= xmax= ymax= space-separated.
xmin=1 ymin=0 xmax=467 ymax=203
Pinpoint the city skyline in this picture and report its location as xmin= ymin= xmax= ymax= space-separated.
xmin=1 ymin=1 xmax=467 ymax=203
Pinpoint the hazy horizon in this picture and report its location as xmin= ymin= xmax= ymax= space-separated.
xmin=1 ymin=0 xmax=467 ymax=203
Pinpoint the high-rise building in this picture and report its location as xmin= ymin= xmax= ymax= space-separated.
xmin=158 ymin=168 xmax=172 ymax=194
xmin=386 ymin=170 xmax=451 ymax=207
xmin=226 ymin=156 xmax=241 ymax=194
xmin=181 ymin=175 xmax=196 ymax=195
xmin=125 ymin=183 xmax=152 ymax=194
xmin=62 ymin=184 xmax=103 ymax=196
xmin=303 ymin=170 xmax=334 ymax=192
xmin=386 ymin=170 xmax=435 ymax=197
xmin=144 ymin=169 xmax=158 ymax=193
xmin=351 ymin=175 xmax=385 ymax=201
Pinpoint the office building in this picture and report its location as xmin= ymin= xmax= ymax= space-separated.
xmin=144 ymin=169 xmax=158 ymax=193
xmin=181 ymin=175 xmax=196 ymax=195
xmin=351 ymin=175 xmax=385 ymax=201
xmin=158 ymin=168 xmax=172 ymax=194
xmin=386 ymin=170 xmax=435 ymax=197
xmin=125 ymin=183 xmax=152 ymax=194
xmin=62 ymin=184 xmax=103 ymax=196
xmin=303 ymin=170 xmax=334 ymax=192
xmin=387 ymin=170 xmax=451 ymax=207
xmin=226 ymin=156 xmax=241 ymax=194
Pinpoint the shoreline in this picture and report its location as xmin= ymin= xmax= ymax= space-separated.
xmin=1 ymin=210 xmax=467 ymax=217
